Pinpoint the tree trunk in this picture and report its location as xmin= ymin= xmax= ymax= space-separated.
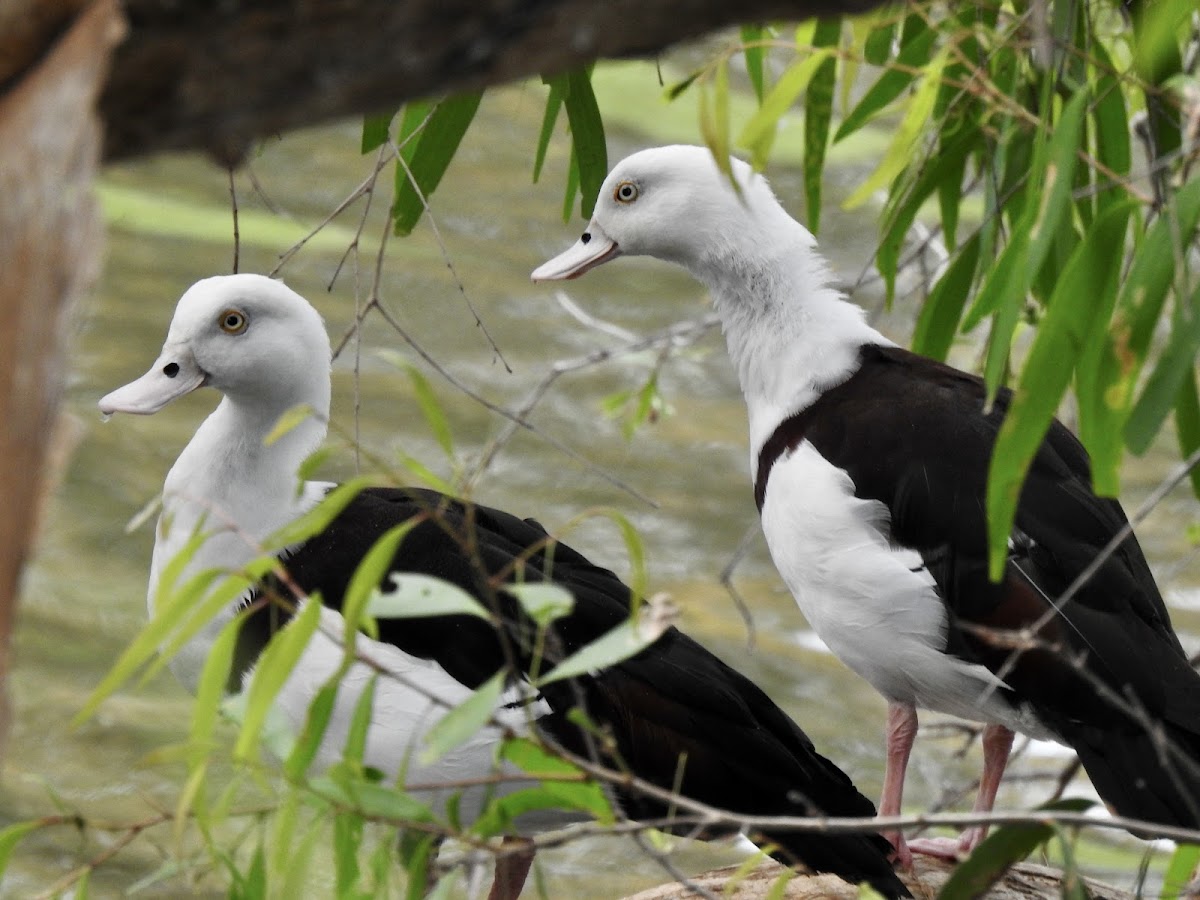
xmin=622 ymin=856 xmax=1134 ymax=900
xmin=0 ymin=0 xmax=124 ymax=757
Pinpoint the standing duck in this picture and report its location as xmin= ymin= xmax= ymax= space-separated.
xmin=99 ymin=274 xmax=909 ymax=897
xmin=532 ymin=145 xmax=1200 ymax=865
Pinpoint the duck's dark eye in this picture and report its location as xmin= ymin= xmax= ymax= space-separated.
xmin=218 ymin=309 xmax=248 ymax=334
xmin=162 ymin=362 xmax=180 ymax=378
xmin=581 ymin=232 xmax=592 ymax=244
xmin=613 ymin=181 xmax=639 ymax=203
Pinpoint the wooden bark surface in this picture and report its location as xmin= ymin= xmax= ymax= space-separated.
xmin=622 ymin=857 xmax=1134 ymax=900
xmin=0 ymin=0 xmax=124 ymax=754
xmin=101 ymin=0 xmax=881 ymax=162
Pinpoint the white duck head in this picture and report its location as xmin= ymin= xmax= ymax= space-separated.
xmin=532 ymin=146 xmax=885 ymax=452
xmin=531 ymin=145 xmax=816 ymax=294
xmin=100 ymin=274 xmax=334 ymax=690
xmin=100 ymin=274 xmax=331 ymax=421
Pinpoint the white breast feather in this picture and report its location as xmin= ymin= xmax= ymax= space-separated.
xmin=760 ymin=442 xmax=1052 ymax=738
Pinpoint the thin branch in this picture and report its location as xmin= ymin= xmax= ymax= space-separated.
xmin=390 ymin=139 xmax=511 ymax=373
xmin=228 ymin=166 xmax=240 ymax=275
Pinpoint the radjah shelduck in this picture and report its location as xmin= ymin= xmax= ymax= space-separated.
xmin=533 ymin=144 xmax=1200 ymax=866
xmin=99 ymin=274 xmax=910 ymax=898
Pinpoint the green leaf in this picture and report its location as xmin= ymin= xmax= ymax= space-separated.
xmin=341 ymin=521 xmax=420 ymax=640
xmin=911 ymin=232 xmax=980 ymax=361
xmin=398 ymin=831 xmax=440 ymax=900
xmin=1091 ymin=57 xmax=1130 ymax=216
xmin=268 ymin=477 xmax=372 ymax=549
xmin=1133 ymin=0 xmax=1194 ymax=82
xmin=280 ymin=816 xmax=326 ymax=900
xmin=72 ymin=528 xmax=214 ymax=724
xmin=699 ymin=61 xmax=733 ymax=180
xmin=1125 ymin=285 xmax=1200 ymax=455
xmin=558 ymin=507 xmax=647 ymax=601
xmin=561 ymin=148 xmax=580 ymax=223
xmin=392 ymin=91 xmax=484 ymax=236
xmin=500 ymin=738 xmax=614 ymax=822
xmin=972 ymin=89 xmax=1092 ymax=402
xmin=1174 ymin=374 xmax=1200 ymax=499
xmin=395 ymin=100 xmax=433 ymax=161
xmin=537 ymin=608 xmax=667 ymax=686
xmin=189 ymin=612 xmax=244 ymax=769
xmin=309 ymin=774 xmax=435 ymax=823
xmin=834 ymin=16 xmax=937 ymax=143
xmin=877 ymin=122 xmax=979 ymax=302
xmin=284 ymin=676 xmax=341 ymax=780
xmin=507 ymin=582 xmax=575 ymax=628
xmin=472 ymin=785 xmax=599 ymax=838
xmin=563 ymin=69 xmax=606 ymax=219
xmin=844 ymin=48 xmax=947 ymax=210
xmin=265 ymin=403 xmax=316 ymax=446
xmin=741 ymin=26 xmax=766 ymax=103
xmin=407 ymin=362 xmax=454 ymax=458
xmin=142 ymin=554 xmax=281 ymax=687
xmin=233 ymin=595 xmax=324 ymax=761
xmin=298 ymin=447 xmax=334 ymax=483
xmin=738 ymin=51 xmax=834 ymax=169
xmin=986 ymin=201 xmax=1132 ymax=579
xmin=937 ymin=820 xmax=1054 ymax=900
xmin=804 ymin=19 xmax=840 ymax=232
xmin=862 ymin=18 xmax=895 ymax=66
xmin=361 ymin=111 xmax=394 ymax=154
xmin=343 ymin=674 xmax=377 ymax=768
xmin=533 ymin=74 xmax=566 ymax=184
xmin=0 ymin=820 xmax=43 ymax=878
xmin=368 ymin=572 xmax=491 ymax=620
xmin=1162 ymin=841 xmax=1200 ymax=898
xmin=421 ymin=669 xmax=504 ymax=763
xmin=333 ymin=810 xmax=363 ymax=898
xmin=1102 ymin=179 xmax=1200 ymax=434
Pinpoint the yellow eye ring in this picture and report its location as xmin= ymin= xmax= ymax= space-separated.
xmin=218 ymin=309 xmax=248 ymax=334
xmin=613 ymin=181 xmax=639 ymax=203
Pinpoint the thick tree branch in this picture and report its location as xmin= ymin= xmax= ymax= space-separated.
xmin=99 ymin=0 xmax=881 ymax=162
xmin=0 ymin=0 xmax=124 ymax=759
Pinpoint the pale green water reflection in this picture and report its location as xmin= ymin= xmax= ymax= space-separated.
xmin=6 ymin=72 xmax=1199 ymax=898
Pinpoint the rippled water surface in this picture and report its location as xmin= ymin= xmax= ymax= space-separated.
xmin=5 ymin=68 xmax=1199 ymax=898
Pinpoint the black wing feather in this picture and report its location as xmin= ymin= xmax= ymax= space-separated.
xmin=240 ymin=486 xmax=908 ymax=896
xmin=790 ymin=344 xmax=1200 ymax=827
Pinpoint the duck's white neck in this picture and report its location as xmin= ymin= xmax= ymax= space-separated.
xmin=685 ymin=217 xmax=889 ymax=460
xmin=150 ymin=383 xmax=331 ymax=691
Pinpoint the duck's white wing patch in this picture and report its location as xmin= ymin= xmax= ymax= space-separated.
xmin=760 ymin=442 xmax=1046 ymax=735
xmin=250 ymin=604 xmax=578 ymax=832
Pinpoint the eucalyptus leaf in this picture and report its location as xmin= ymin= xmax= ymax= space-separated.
xmin=420 ymin=670 xmax=505 ymax=764
xmin=563 ymin=68 xmax=606 ymax=219
xmin=361 ymin=110 xmax=394 ymax=154
xmin=264 ymin=404 xmax=315 ymax=447
xmin=392 ymin=91 xmax=484 ymax=236
xmin=741 ymin=25 xmax=766 ymax=103
xmin=341 ymin=521 xmax=419 ymax=640
xmin=506 ymin=582 xmax=575 ymax=627
xmin=368 ymin=572 xmax=491 ymax=621
xmin=533 ymin=74 xmax=566 ymax=183
xmin=834 ymin=16 xmax=937 ymax=143
xmin=986 ymin=201 xmax=1132 ymax=579
xmin=232 ymin=595 xmax=324 ymax=761
xmin=804 ymin=19 xmax=840 ymax=232
xmin=0 ymin=820 xmax=43 ymax=879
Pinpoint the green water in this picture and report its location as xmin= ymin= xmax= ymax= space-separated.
xmin=4 ymin=64 xmax=1198 ymax=898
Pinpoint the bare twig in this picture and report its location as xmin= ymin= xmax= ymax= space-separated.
xmin=228 ymin=166 xmax=240 ymax=275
